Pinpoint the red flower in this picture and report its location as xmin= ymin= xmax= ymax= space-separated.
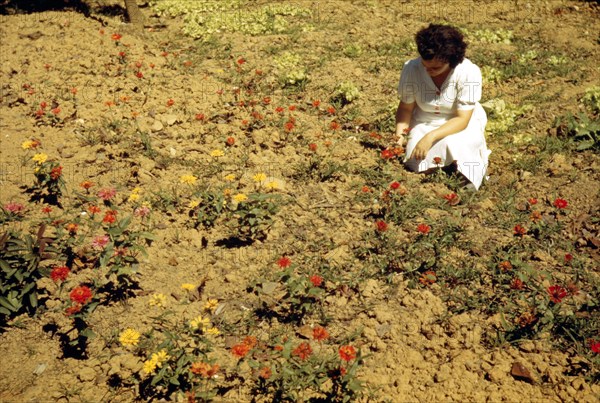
xmin=390 ymin=181 xmax=400 ymax=190
xmin=338 ymin=345 xmax=356 ymax=362
xmin=369 ymin=132 xmax=381 ymax=139
xmin=590 ymin=340 xmax=600 ymax=354
xmin=375 ymin=220 xmax=388 ymax=232
xmin=51 ymin=107 xmax=61 ymax=115
xmin=564 ymin=253 xmax=573 ymax=263
xmin=313 ymin=326 xmax=329 ymax=341
xmin=242 ymin=336 xmax=257 ymax=348
xmin=263 ymin=97 xmax=271 ymax=105
xmin=329 ymin=121 xmax=341 ymax=131
xmin=309 ymin=275 xmax=323 ymax=287
xmin=35 ymin=109 xmax=44 ymax=117
xmin=308 ymin=143 xmax=317 ymax=152
xmin=292 ymin=342 xmax=312 ymax=360
xmin=443 ymin=193 xmax=459 ymax=205
xmin=65 ymin=305 xmax=82 ymax=316
xmin=528 ymin=198 xmax=538 ymax=205
xmin=226 ymin=136 xmax=235 ymax=146
xmin=103 ymin=210 xmax=117 ymax=224
xmin=361 ymin=185 xmax=371 ymax=193
xmin=195 ymin=113 xmax=206 ymax=121
xmin=41 ymin=206 xmax=52 ymax=214
xmin=327 ymin=106 xmax=336 ymax=115
xmin=433 ymin=156 xmax=442 ymax=165
xmin=70 ymin=285 xmax=93 ymax=305
xmin=498 ymin=261 xmax=513 ymax=271
xmin=231 ymin=343 xmax=251 ymax=358
xmin=255 ymin=69 xmax=263 ymax=75
xmin=237 ymin=57 xmax=246 ymax=65
xmin=50 ymin=266 xmax=70 ymax=282
xmin=166 ymin=99 xmax=175 ymax=107
xmin=275 ymin=106 xmax=284 ymax=113
xmin=513 ymin=224 xmax=527 ymax=237
xmin=547 ymin=285 xmax=567 ymax=303
xmin=111 ymin=33 xmax=122 ymax=41
xmin=417 ymin=223 xmax=431 ymax=235
xmin=135 ymin=71 xmax=143 ymax=78
xmin=419 ymin=270 xmax=437 ymax=286
xmin=50 ymin=166 xmax=63 ymax=180
xmin=381 ymin=149 xmax=394 ymax=159
xmin=288 ymin=105 xmax=296 ymax=111
xmin=553 ymin=198 xmax=568 ymax=209
xmin=284 ymin=121 xmax=295 ymax=132
xmin=312 ymin=99 xmax=321 ymax=108
xmin=40 ymin=101 xmax=47 ymax=109
xmin=277 ymin=256 xmax=291 ymax=269
xmin=510 ymin=278 xmax=524 ymax=290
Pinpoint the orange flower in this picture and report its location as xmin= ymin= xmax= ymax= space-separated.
xmin=327 ymin=106 xmax=336 ymax=115
xmin=190 ymin=362 xmax=219 ymax=378
xmin=530 ymin=211 xmax=542 ymax=222
xmin=329 ymin=121 xmax=341 ymax=131
xmin=258 ymin=366 xmax=272 ymax=379
xmin=433 ymin=156 xmax=442 ymax=165
xmin=226 ymin=136 xmax=235 ymax=146
xmin=309 ymin=275 xmax=323 ymax=287
xmin=292 ymin=342 xmax=312 ymax=360
xmin=166 ymin=99 xmax=175 ymax=107
xmin=443 ymin=193 xmax=459 ymax=205
xmin=88 ymin=205 xmax=101 ymax=215
xmin=419 ymin=270 xmax=436 ymax=286
xmin=361 ymin=185 xmax=371 ymax=193
xmin=284 ymin=121 xmax=295 ymax=132
xmin=242 ymin=336 xmax=257 ymax=349
xmin=498 ymin=261 xmax=512 ymax=271
xmin=338 ymin=345 xmax=356 ymax=362
xmin=308 ymin=143 xmax=317 ymax=152
xmin=312 ymin=326 xmax=329 ymax=342
xmin=232 ymin=343 xmax=251 ymax=358
xmin=66 ymin=223 xmax=78 ymax=234
xmin=111 ymin=33 xmax=122 ymax=40
xmin=510 ymin=278 xmax=524 ymax=290
xmin=312 ymin=99 xmax=321 ymax=108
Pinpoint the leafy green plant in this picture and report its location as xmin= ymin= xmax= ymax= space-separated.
xmin=0 ymin=225 xmax=55 ymax=324
xmin=553 ymin=112 xmax=600 ymax=151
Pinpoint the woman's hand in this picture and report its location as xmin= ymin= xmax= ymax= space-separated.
xmin=410 ymin=133 xmax=435 ymax=160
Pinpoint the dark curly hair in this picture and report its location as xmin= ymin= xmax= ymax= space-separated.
xmin=415 ymin=24 xmax=467 ymax=68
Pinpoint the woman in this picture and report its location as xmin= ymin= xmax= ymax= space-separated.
xmin=395 ymin=24 xmax=490 ymax=190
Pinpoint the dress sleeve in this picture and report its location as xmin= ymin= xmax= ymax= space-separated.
xmin=456 ymin=63 xmax=482 ymax=111
xmin=397 ymin=60 xmax=417 ymax=104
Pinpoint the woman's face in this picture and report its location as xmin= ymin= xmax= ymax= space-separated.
xmin=421 ymin=58 xmax=450 ymax=77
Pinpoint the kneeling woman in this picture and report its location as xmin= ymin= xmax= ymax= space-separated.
xmin=395 ymin=24 xmax=490 ymax=190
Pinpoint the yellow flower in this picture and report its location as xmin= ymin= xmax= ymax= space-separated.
xmin=265 ymin=181 xmax=279 ymax=190
xmin=224 ymin=173 xmax=236 ymax=182
xmin=142 ymin=358 xmax=158 ymax=375
xmin=21 ymin=140 xmax=36 ymax=150
xmin=149 ymin=293 xmax=167 ymax=307
xmin=188 ymin=199 xmax=201 ymax=209
xmin=119 ymin=328 xmax=141 ymax=347
xmin=203 ymin=299 xmax=219 ymax=312
xmin=180 ymin=174 xmax=198 ymax=185
xmin=128 ymin=192 xmax=140 ymax=202
xmin=154 ymin=349 xmax=169 ymax=365
xmin=181 ymin=283 xmax=195 ymax=291
xmin=210 ymin=149 xmax=224 ymax=157
xmin=253 ymin=173 xmax=267 ymax=182
xmin=233 ymin=193 xmax=248 ymax=202
xmin=205 ymin=327 xmax=221 ymax=336
xmin=190 ymin=315 xmax=210 ymax=331
xmin=31 ymin=153 xmax=48 ymax=164
xmin=223 ymin=188 xmax=232 ymax=197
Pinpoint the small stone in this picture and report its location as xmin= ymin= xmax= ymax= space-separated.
xmin=151 ymin=120 xmax=164 ymax=131
xmin=519 ymin=340 xmax=535 ymax=352
xmin=511 ymin=362 xmax=535 ymax=384
xmin=78 ymin=366 xmax=96 ymax=382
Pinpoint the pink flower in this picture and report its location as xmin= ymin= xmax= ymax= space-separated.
xmin=134 ymin=206 xmax=151 ymax=218
xmin=98 ymin=187 xmax=117 ymax=201
xmin=92 ymin=235 xmax=110 ymax=249
xmin=3 ymin=202 xmax=24 ymax=214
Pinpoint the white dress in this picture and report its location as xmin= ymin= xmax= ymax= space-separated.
xmin=397 ymin=57 xmax=491 ymax=190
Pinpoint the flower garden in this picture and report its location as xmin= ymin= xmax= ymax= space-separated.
xmin=1 ymin=0 xmax=599 ymax=401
